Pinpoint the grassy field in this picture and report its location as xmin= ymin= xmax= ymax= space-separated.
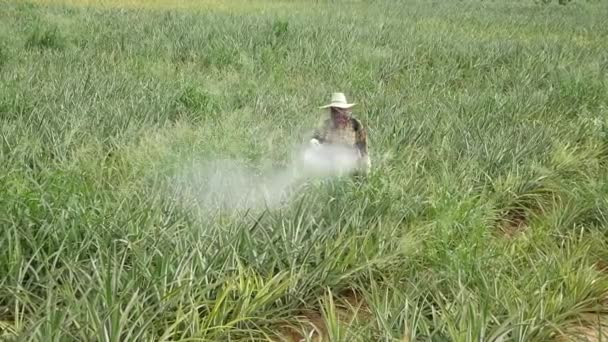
xmin=1 ymin=0 xmax=608 ymax=340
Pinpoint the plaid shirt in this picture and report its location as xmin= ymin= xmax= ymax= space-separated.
xmin=311 ymin=116 xmax=370 ymax=173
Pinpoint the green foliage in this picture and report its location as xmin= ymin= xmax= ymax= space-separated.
xmin=0 ymin=43 xmax=6 ymax=70
xmin=177 ymin=85 xmax=221 ymax=119
xmin=1 ymin=0 xmax=608 ymax=340
xmin=25 ymin=24 xmax=65 ymax=50
xmin=272 ymin=19 xmax=289 ymax=39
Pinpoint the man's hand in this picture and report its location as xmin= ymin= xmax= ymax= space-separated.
xmin=309 ymin=138 xmax=321 ymax=149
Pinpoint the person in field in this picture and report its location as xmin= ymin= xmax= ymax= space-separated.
xmin=309 ymin=92 xmax=371 ymax=176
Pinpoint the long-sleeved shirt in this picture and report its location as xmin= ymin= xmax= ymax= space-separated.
xmin=311 ymin=115 xmax=371 ymax=174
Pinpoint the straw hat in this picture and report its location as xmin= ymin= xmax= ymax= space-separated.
xmin=320 ymin=92 xmax=356 ymax=109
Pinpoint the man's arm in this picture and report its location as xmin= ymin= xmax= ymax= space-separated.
xmin=353 ymin=118 xmax=371 ymax=174
xmin=311 ymin=119 xmax=329 ymax=144
xmin=352 ymin=118 xmax=368 ymax=157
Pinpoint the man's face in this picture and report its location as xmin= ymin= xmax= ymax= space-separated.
xmin=330 ymin=107 xmax=350 ymax=116
xmin=330 ymin=107 xmax=350 ymax=127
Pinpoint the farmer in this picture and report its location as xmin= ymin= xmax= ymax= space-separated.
xmin=309 ymin=92 xmax=371 ymax=176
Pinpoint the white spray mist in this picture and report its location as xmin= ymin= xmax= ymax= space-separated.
xmin=172 ymin=142 xmax=362 ymax=212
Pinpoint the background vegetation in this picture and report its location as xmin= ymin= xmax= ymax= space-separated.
xmin=1 ymin=0 xmax=608 ymax=340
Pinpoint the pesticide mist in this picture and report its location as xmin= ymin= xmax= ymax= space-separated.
xmin=171 ymin=143 xmax=362 ymax=212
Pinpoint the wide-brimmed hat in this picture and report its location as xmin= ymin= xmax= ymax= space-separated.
xmin=320 ymin=92 xmax=356 ymax=109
